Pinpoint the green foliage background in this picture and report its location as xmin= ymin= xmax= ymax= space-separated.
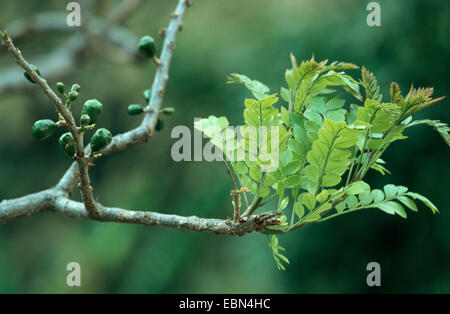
xmin=0 ymin=0 xmax=449 ymax=293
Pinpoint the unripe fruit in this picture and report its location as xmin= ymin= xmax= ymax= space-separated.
xmin=161 ymin=107 xmax=175 ymax=115
xmin=59 ymin=132 xmax=75 ymax=156
xmin=56 ymin=82 xmax=65 ymax=94
xmin=32 ymin=119 xmax=57 ymax=140
xmin=138 ymin=36 xmax=157 ymax=59
xmin=81 ymin=99 xmax=103 ymax=124
xmin=71 ymin=84 xmax=81 ymax=93
xmin=90 ymin=128 xmax=112 ymax=152
xmin=24 ymin=64 xmax=41 ymax=84
xmin=143 ymin=89 xmax=152 ymax=103
xmin=127 ymin=104 xmax=144 ymax=115
xmin=80 ymin=114 xmax=90 ymax=126
xmin=69 ymin=91 xmax=79 ymax=101
xmin=155 ymin=119 xmax=164 ymax=131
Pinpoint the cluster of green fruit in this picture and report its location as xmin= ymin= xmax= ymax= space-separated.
xmin=28 ymin=34 xmax=170 ymax=157
xmin=28 ymin=77 xmax=112 ymax=158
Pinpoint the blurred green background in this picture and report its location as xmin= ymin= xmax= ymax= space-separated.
xmin=0 ymin=0 xmax=449 ymax=293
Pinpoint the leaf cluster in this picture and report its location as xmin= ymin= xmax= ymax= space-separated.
xmin=195 ymin=55 xmax=448 ymax=270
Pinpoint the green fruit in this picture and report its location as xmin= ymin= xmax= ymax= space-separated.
xmin=59 ymin=132 xmax=75 ymax=156
xmin=90 ymin=128 xmax=112 ymax=152
xmin=81 ymin=99 xmax=103 ymax=124
xmin=143 ymin=89 xmax=152 ymax=103
xmin=80 ymin=114 xmax=90 ymax=126
xmin=56 ymin=82 xmax=65 ymax=94
xmin=155 ymin=119 xmax=164 ymax=132
xmin=127 ymin=104 xmax=144 ymax=116
xmin=138 ymin=36 xmax=157 ymax=58
xmin=161 ymin=107 xmax=175 ymax=115
xmin=69 ymin=91 xmax=79 ymax=101
xmin=32 ymin=119 xmax=57 ymax=140
xmin=24 ymin=64 xmax=41 ymax=84
xmin=71 ymin=84 xmax=81 ymax=93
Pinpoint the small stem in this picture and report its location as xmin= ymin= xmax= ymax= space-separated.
xmin=220 ymin=157 xmax=240 ymax=222
xmin=345 ymin=148 xmax=357 ymax=186
xmin=351 ymin=109 xmax=378 ymax=183
xmin=236 ymin=175 xmax=249 ymax=208
xmin=242 ymin=172 xmax=266 ymax=217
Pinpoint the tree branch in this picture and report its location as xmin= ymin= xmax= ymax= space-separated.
xmin=1 ymin=32 xmax=100 ymax=217
xmin=57 ymin=0 xmax=190 ymax=195
xmin=53 ymin=198 xmax=281 ymax=236
xmin=0 ymin=191 xmax=282 ymax=236
xmin=0 ymin=0 xmax=284 ymax=237
xmin=1 ymin=0 xmax=239 ymax=235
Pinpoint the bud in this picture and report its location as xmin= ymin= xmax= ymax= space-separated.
xmin=90 ymin=128 xmax=113 ymax=152
xmin=143 ymin=89 xmax=152 ymax=103
xmin=71 ymin=84 xmax=81 ymax=93
xmin=127 ymin=104 xmax=144 ymax=116
xmin=138 ymin=36 xmax=157 ymax=59
xmin=161 ymin=107 xmax=175 ymax=115
xmin=24 ymin=64 xmax=41 ymax=84
xmin=81 ymin=99 xmax=103 ymax=124
xmin=32 ymin=119 xmax=57 ymax=140
xmin=80 ymin=114 xmax=90 ymax=126
xmin=69 ymin=91 xmax=79 ymax=101
xmin=59 ymin=132 xmax=75 ymax=156
xmin=56 ymin=82 xmax=65 ymax=94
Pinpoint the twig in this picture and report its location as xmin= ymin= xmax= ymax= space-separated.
xmin=220 ymin=157 xmax=240 ymax=222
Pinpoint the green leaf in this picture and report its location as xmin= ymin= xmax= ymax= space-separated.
xmin=405 ymin=119 xmax=450 ymax=147
xmin=284 ymin=175 xmax=300 ymax=188
xmin=371 ymin=189 xmax=385 ymax=202
xmin=294 ymin=202 xmax=305 ymax=219
xmin=370 ymin=163 xmax=391 ymax=175
xmin=358 ymin=192 xmax=373 ymax=205
xmin=397 ymin=196 xmax=418 ymax=212
xmin=407 ymin=192 xmax=439 ymax=214
xmin=390 ymin=201 xmax=407 ymax=218
xmin=335 ymin=201 xmax=346 ymax=213
xmin=361 ymin=67 xmax=382 ymax=102
xmin=279 ymin=196 xmax=289 ymax=211
xmin=346 ymin=195 xmax=358 ymax=208
xmin=227 ymin=73 xmax=270 ymax=100
xmin=249 ymin=165 xmax=262 ymax=182
xmin=280 ymin=106 xmax=290 ymax=126
xmin=309 ymin=96 xmax=347 ymax=122
xmin=390 ymin=82 xmax=403 ymax=104
xmin=283 ymin=160 xmax=301 ymax=176
xmin=260 ymin=186 xmax=271 ymax=198
xmin=346 ymin=181 xmax=371 ymax=195
xmin=375 ymin=202 xmax=396 ymax=215
xmin=316 ymin=190 xmax=330 ymax=203
xmin=301 ymin=119 xmax=358 ymax=193
xmin=302 ymin=193 xmax=316 ymax=211
xmin=233 ymin=162 xmax=248 ymax=175
xmin=383 ymin=184 xmax=398 ymax=198
xmin=303 ymin=211 xmax=321 ymax=223
xmin=280 ymin=150 xmax=293 ymax=168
